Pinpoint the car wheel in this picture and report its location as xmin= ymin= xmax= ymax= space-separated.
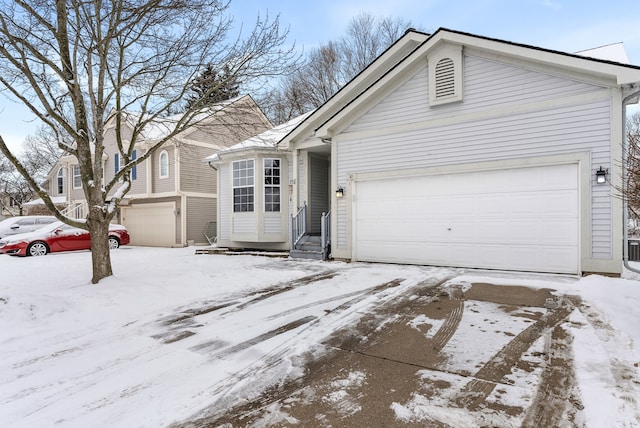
xmin=27 ymin=241 xmax=49 ymax=256
xmin=108 ymin=237 xmax=120 ymax=250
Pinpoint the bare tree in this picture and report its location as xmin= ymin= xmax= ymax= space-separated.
xmin=0 ymin=1 xmax=296 ymax=283
xmin=21 ymin=126 xmax=65 ymax=185
xmin=264 ymin=13 xmax=413 ymax=123
xmin=341 ymin=12 xmax=412 ymax=79
xmin=624 ymin=112 xmax=640 ymax=230
xmin=0 ymin=126 xmax=62 ymax=215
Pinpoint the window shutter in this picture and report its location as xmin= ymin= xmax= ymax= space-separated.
xmin=114 ymin=153 xmax=119 ymax=174
xmin=132 ymin=150 xmax=137 ymax=180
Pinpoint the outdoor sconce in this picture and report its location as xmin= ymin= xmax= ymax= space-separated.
xmin=596 ymin=166 xmax=608 ymax=184
xmin=336 ymin=186 xmax=344 ymax=199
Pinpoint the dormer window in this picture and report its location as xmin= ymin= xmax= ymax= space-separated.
xmin=428 ymin=44 xmax=463 ymax=105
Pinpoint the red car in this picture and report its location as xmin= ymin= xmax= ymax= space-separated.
xmin=0 ymin=221 xmax=130 ymax=256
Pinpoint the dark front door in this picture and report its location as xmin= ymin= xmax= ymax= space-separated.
xmin=308 ymin=154 xmax=330 ymax=235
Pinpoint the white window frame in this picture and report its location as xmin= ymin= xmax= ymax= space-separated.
xmin=263 ymin=158 xmax=281 ymax=213
xmin=159 ymin=150 xmax=169 ymax=179
xmin=57 ymin=167 xmax=65 ymax=195
xmin=232 ymin=159 xmax=254 ymax=213
xmin=72 ymin=165 xmax=82 ymax=189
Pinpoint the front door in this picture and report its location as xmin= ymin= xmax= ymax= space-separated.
xmin=308 ymin=154 xmax=330 ymax=235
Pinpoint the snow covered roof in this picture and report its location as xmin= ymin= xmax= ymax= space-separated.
xmin=23 ymin=196 xmax=67 ymax=206
xmin=204 ymin=111 xmax=313 ymax=163
xmin=575 ymin=42 xmax=631 ymax=65
xmin=119 ymin=95 xmax=248 ymax=141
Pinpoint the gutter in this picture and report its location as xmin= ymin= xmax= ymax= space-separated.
xmin=622 ymin=86 xmax=640 ymax=273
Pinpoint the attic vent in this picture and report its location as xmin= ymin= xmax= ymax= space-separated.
xmin=434 ymin=58 xmax=455 ymax=98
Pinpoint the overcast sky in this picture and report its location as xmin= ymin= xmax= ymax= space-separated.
xmin=2 ymin=0 xmax=640 ymax=153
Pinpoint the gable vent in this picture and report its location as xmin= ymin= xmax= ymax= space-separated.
xmin=434 ymin=58 xmax=455 ymax=98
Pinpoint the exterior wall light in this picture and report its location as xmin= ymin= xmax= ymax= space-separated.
xmin=596 ymin=166 xmax=608 ymax=184
xmin=336 ymin=186 xmax=344 ymax=199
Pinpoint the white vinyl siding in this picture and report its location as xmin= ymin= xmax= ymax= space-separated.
xmin=348 ymin=55 xmax=602 ymax=133
xmin=264 ymin=216 xmax=282 ymax=234
xmin=233 ymin=216 xmax=256 ymax=234
xmin=219 ymin=164 xmax=230 ymax=240
xmin=337 ymin=55 xmax=613 ymax=260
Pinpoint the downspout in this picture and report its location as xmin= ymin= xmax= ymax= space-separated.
xmin=622 ymin=86 xmax=640 ymax=273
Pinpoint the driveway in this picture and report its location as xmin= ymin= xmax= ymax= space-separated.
xmin=176 ymin=269 xmax=626 ymax=427
xmin=2 ymin=248 xmax=638 ymax=427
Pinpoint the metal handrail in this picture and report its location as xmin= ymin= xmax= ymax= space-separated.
xmin=290 ymin=201 xmax=307 ymax=250
xmin=321 ymin=210 xmax=331 ymax=260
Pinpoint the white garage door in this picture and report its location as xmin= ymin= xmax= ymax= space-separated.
xmin=121 ymin=202 xmax=176 ymax=247
xmin=354 ymin=164 xmax=579 ymax=274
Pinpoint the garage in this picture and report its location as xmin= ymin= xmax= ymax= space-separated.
xmin=121 ymin=202 xmax=176 ymax=247
xmin=353 ymin=164 xmax=579 ymax=274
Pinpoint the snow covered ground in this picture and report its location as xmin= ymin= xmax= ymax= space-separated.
xmin=0 ymin=246 xmax=639 ymax=427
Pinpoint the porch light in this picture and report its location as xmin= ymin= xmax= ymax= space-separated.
xmin=596 ymin=166 xmax=608 ymax=184
xmin=336 ymin=186 xmax=344 ymax=199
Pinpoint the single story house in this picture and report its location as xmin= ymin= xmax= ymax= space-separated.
xmin=207 ymin=28 xmax=640 ymax=276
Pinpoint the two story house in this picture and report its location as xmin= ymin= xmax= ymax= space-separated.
xmin=44 ymin=94 xmax=271 ymax=247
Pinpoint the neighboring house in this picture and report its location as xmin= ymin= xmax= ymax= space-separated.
xmin=45 ymin=94 xmax=271 ymax=247
xmin=205 ymin=112 xmax=312 ymax=250
xmin=209 ymin=28 xmax=640 ymax=276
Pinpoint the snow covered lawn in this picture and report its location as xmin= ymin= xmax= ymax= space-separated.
xmin=1 ymin=247 xmax=639 ymax=427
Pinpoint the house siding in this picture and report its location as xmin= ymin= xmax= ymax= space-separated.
xmin=264 ymin=215 xmax=282 ymax=234
xmin=297 ymin=154 xmax=306 ymax=210
xmin=336 ymin=54 xmax=614 ymax=260
xmin=219 ymin=163 xmax=230 ymax=240
xmin=186 ymin=196 xmax=216 ymax=244
xmin=153 ymin=146 xmax=175 ymax=193
xmin=180 ymin=144 xmax=217 ymax=193
xmin=347 ymin=55 xmax=602 ymax=132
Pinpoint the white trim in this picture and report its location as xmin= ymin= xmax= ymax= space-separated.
xmin=263 ymin=157 xmax=282 ymax=213
xmin=159 ymin=150 xmax=169 ymax=179
xmin=72 ymin=165 xmax=82 ymax=189
xmin=231 ymin=158 xmax=255 ymax=213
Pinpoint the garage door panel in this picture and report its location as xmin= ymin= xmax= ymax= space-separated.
xmin=354 ymin=164 xmax=579 ymax=274
xmin=122 ymin=203 xmax=175 ymax=247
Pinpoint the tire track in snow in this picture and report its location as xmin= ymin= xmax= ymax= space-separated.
xmin=521 ymin=324 xmax=583 ymax=427
xmin=453 ymin=300 xmax=574 ymax=410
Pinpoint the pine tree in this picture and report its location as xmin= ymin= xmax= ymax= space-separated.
xmin=185 ymin=64 xmax=240 ymax=110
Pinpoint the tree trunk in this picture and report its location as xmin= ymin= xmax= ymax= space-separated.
xmin=88 ymin=218 xmax=113 ymax=284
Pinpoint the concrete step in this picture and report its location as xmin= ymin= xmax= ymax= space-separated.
xmin=290 ymin=249 xmax=323 ymax=260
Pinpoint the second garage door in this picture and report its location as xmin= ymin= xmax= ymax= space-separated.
xmin=121 ymin=202 xmax=176 ymax=247
xmin=354 ymin=164 xmax=579 ymax=274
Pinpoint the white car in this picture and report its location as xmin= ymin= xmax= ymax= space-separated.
xmin=0 ymin=216 xmax=57 ymax=239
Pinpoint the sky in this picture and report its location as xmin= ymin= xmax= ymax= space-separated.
xmin=2 ymin=0 xmax=640 ymax=153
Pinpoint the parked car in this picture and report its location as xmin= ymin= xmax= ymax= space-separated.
xmin=0 ymin=221 xmax=130 ymax=256
xmin=0 ymin=216 xmax=57 ymax=239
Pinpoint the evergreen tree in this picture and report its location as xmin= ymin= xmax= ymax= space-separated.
xmin=185 ymin=64 xmax=240 ymax=110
